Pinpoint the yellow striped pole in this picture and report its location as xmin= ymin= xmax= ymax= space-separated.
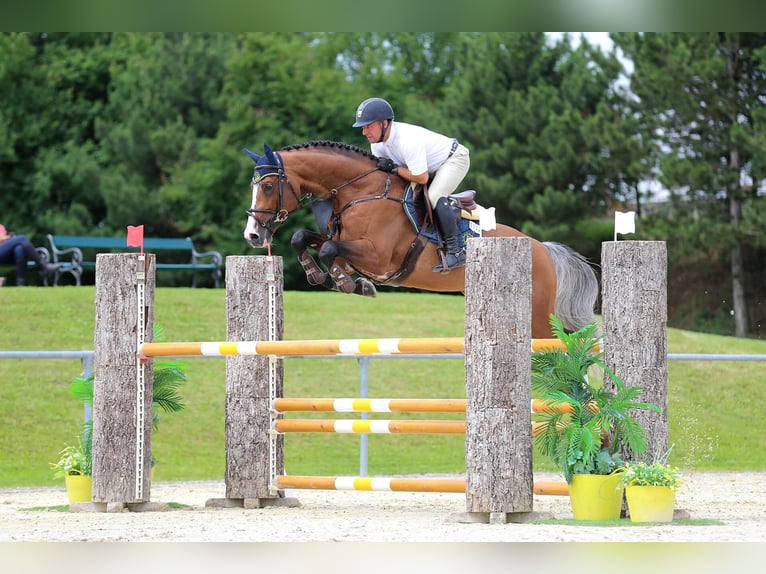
xmin=274 ymin=475 xmax=569 ymax=496
xmin=533 ymin=481 xmax=570 ymax=496
xmin=273 ymin=419 xmax=466 ymax=434
xmin=139 ymin=337 xmax=584 ymax=358
xmin=272 ymin=398 xmax=466 ymax=413
xmin=275 ymin=475 xmax=466 ymax=493
xmin=273 ymin=398 xmax=578 ymax=414
xmin=274 ymin=418 xmax=547 ymax=436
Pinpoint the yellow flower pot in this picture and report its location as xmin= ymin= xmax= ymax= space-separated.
xmin=65 ymin=474 xmax=92 ymax=504
xmin=626 ymin=485 xmax=675 ymax=522
xmin=569 ymin=473 xmax=624 ymax=520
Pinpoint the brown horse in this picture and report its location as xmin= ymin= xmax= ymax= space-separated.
xmin=243 ymin=140 xmax=598 ymax=338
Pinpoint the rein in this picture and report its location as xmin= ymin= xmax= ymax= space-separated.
xmin=328 ymin=172 xmax=402 ymax=236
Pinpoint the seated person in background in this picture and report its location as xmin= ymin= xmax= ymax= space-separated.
xmin=0 ymin=224 xmax=55 ymax=286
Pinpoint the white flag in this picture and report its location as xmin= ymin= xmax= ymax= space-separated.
xmin=477 ymin=205 xmax=497 ymax=231
xmin=614 ymin=210 xmax=636 ymax=237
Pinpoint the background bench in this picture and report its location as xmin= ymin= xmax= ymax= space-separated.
xmin=0 ymin=246 xmax=68 ymax=286
xmin=46 ymin=234 xmax=223 ymax=288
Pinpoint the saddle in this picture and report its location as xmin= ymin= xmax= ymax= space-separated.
xmin=449 ymin=190 xmax=481 ymax=221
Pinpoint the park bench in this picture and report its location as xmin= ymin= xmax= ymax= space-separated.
xmin=46 ymin=234 xmax=223 ymax=288
xmin=0 ymin=246 xmax=70 ymax=287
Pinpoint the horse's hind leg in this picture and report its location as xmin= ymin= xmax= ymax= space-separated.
xmin=291 ymin=230 xmax=330 ymax=287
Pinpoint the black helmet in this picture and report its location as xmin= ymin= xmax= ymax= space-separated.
xmin=352 ymin=98 xmax=395 ymax=127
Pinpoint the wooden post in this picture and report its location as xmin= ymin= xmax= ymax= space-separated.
xmin=92 ymin=253 xmax=155 ymax=505
xmin=219 ymin=255 xmax=286 ymax=507
xmin=464 ymin=237 xmax=534 ymax=523
xmin=601 ymin=241 xmax=669 ymax=460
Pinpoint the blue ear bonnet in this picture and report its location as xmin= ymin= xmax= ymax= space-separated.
xmin=244 ymin=143 xmax=281 ymax=181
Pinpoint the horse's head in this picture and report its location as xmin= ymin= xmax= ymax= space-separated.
xmin=243 ymin=143 xmax=301 ymax=248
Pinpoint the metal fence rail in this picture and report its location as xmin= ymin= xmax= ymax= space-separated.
xmin=0 ymin=351 xmax=94 ymax=423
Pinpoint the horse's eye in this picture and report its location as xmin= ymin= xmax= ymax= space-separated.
xmin=262 ymin=182 xmax=275 ymax=193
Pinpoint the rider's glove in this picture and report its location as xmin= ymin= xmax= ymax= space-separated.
xmin=376 ymin=157 xmax=398 ymax=173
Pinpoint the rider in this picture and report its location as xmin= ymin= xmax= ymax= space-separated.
xmin=352 ymin=97 xmax=470 ymax=272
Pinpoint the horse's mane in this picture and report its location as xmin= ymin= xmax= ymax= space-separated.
xmin=281 ymin=140 xmax=376 ymax=160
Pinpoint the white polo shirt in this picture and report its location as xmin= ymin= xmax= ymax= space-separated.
xmin=371 ymin=121 xmax=455 ymax=177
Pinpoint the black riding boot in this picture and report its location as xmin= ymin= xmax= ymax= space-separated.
xmin=432 ymin=197 xmax=466 ymax=272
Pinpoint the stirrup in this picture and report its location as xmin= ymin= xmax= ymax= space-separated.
xmin=432 ymin=251 xmax=466 ymax=273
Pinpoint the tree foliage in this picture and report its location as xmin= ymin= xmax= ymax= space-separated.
xmin=612 ymin=32 xmax=766 ymax=336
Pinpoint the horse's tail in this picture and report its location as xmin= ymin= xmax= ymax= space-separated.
xmin=543 ymin=242 xmax=599 ymax=333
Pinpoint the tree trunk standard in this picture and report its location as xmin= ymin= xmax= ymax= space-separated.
xmin=92 ymin=253 xmax=155 ymax=503
xmin=464 ymin=237 xmax=534 ymax=519
xmin=223 ymin=256 xmax=284 ymax=502
xmin=601 ymin=241 xmax=668 ymax=460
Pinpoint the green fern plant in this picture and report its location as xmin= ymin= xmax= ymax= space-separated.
xmin=531 ymin=314 xmax=661 ymax=483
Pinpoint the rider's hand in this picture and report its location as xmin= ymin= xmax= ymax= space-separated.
xmin=376 ymin=157 xmax=398 ymax=173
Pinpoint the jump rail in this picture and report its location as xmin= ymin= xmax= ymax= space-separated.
xmin=271 ymin=398 xmax=578 ymax=414
xmin=274 ymin=475 xmax=570 ymax=496
xmin=138 ymin=337 xmax=572 ymax=357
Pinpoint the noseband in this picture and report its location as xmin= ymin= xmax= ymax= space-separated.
xmin=245 ymin=152 xmax=303 ymax=232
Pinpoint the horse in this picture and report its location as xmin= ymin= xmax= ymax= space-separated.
xmin=243 ymin=140 xmax=598 ymax=338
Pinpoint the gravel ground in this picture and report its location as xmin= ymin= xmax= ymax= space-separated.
xmin=2 ymin=472 xmax=765 ymax=543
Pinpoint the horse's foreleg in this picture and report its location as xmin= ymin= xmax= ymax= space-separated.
xmin=291 ymin=230 xmax=375 ymax=296
xmin=291 ymin=230 xmax=330 ymax=287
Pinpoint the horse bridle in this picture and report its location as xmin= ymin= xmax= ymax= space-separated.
xmin=245 ymin=152 xmax=304 ymax=232
xmin=246 ymin=151 xmax=382 ymax=233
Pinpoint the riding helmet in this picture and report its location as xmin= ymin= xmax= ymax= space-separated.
xmin=352 ymin=98 xmax=395 ymax=127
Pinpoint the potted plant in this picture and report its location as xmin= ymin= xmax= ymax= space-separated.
xmin=531 ymin=314 xmax=661 ymax=520
xmin=620 ymin=447 xmax=684 ymax=522
xmin=49 ymin=435 xmax=92 ymax=503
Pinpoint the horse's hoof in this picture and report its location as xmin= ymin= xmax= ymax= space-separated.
xmin=354 ymin=278 xmax=377 ymax=298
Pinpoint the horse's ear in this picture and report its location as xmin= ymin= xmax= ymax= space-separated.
xmin=263 ymin=143 xmax=276 ymax=164
xmin=244 ymin=148 xmax=262 ymax=164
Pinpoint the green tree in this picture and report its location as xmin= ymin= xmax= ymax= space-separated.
xmin=614 ymin=32 xmax=766 ymax=337
xmin=95 ymin=33 xmax=234 ymax=245
xmin=441 ymin=33 xmax=626 ymax=257
xmin=0 ymin=33 xmax=110 ymax=238
xmin=176 ymin=33 xmax=362 ymax=284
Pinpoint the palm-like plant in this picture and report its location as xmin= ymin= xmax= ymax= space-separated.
xmin=56 ymin=326 xmax=186 ymax=480
xmin=531 ymin=315 xmax=661 ymax=483
xmin=148 ymin=361 xmax=186 ymax=429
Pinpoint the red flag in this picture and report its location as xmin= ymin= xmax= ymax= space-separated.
xmin=127 ymin=225 xmax=144 ymax=251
